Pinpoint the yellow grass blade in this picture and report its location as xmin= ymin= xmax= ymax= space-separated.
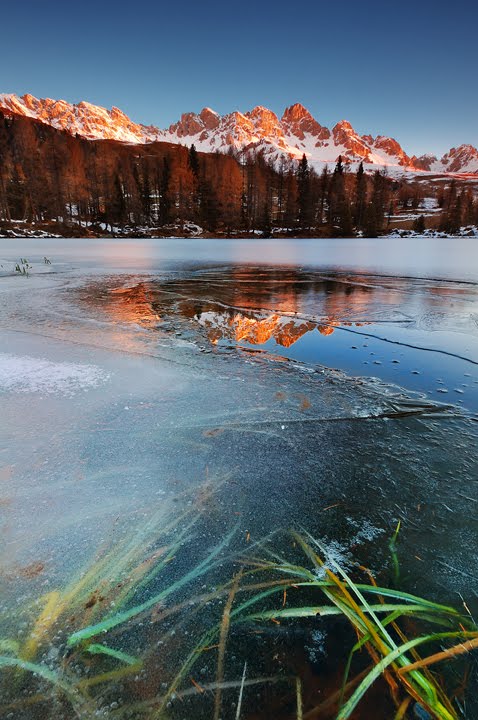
xmin=399 ymin=635 xmax=478 ymax=675
xmin=214 ymin=569 xmax=243 ymax=720
xmin=20 ymin=592 xmax=62 ymax=661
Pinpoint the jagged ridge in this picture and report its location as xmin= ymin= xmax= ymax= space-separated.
xmin=0 ymin=93 xmax=477 ymax=176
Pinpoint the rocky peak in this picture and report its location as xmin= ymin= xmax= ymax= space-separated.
xmin=334 ymin=119 xmax=354 ymax=132
xmin=1 ymin=91 xmax=478 ymax=176
xmin=372 ymin=135 xmax=411 ymax=167
xmin=168 ymin=111 xmax=204 ymax=137
xmin=21 ymin=93 xmax=38 ymax=109
xmin=281 ymin=103 xmax=310 ymax=122
xmin=247 ymin=106 xmax=283 ymax=137
xmin=110 ymin=106 xmax=131 ymax=121
xmin=281 ymin=103 xmax=330 ymax=142
xmin=332 ymin=120 xmax=371 ymax=161
xmin=199 ymin=107 xmax=220 ymax=130
xmin=373 ymin=135 xmax=401 ymax=153
xmin=0 ymin=93 xmax=161 ymax=143
xmin=410 ymin=153 xmax=438 ymax=171
xmin=440 ymin=144 xmax=478 ymax=173
xmin=168 ymin=107 xmax=222 ymax=137
xmin=248 ymin=105 xmax=277 ymax=120
xmin=219 ymin=110 xmax=249 ymax=135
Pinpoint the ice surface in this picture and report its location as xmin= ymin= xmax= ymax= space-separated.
xmin=0 ymin=238 xmax=476 ymax=582
xmin=0 ymin=352 xmax=110 ymax=395
xmin=0 ymin=237 xmax=477 ymax=719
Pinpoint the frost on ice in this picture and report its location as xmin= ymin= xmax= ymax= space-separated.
xmin=0 ymin=352 xmax=110 ymax=395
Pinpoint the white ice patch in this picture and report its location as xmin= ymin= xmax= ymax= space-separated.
xmin=0 ymin=353 xmax=110 ymax=395
xmin=306 ymin=628 xmax=328 ymax=663
xmin=312 ymin=521 xmax=385 ymax=579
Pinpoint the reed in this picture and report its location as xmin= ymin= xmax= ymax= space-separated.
xmin=1 ymin=515 xmax=476 ymax=720
xmin=0 ymin=485 xmax=236 ymax=718
xmin=230 ymin=529 xmax=477 ymax=719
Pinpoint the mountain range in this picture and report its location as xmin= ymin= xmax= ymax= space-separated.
xmin=1 ymin=92 xmax=477 ymax=177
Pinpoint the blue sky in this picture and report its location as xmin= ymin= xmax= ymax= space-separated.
xmin=1 ymin=0 xmax=476 ymax=156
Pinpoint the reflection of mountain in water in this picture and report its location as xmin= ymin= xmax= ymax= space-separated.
xmin=195 ymin=311 xmax=316 ymax=346
xmin=103 ymin=283 xmax=160 ymax=326
xmin=80 ymin=267 xmax=424 ymax=349
xmin=191 ymin=308 xmax=366 ymax=347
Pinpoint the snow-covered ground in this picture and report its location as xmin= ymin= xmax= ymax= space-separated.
xmin=386 ymin=224 xmax=478 ymax=238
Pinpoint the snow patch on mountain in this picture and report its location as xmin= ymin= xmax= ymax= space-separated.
xmin=0 ymin=93 xmax=165 ymax=144
xmin=1 ymin=93 xmax=477 ymax=176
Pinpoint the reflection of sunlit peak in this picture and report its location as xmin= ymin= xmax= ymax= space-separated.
xmin=317 ymin=325 xmax=334 ymax=336
xmin=233 ymin=313 xmax=282 ymax=344
xmin=198 ymin=309 xmax=317 ymax=348
xmin=106 ymin=284 xmax=159 ymax=327
xmin=275 ymin=320 xmax=316 ymax=347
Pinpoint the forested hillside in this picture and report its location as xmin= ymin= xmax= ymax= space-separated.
xmin=0 ymin=111 xmax=476 ymax=237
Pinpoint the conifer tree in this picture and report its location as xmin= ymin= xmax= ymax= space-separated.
xmin=297 ymin=153 xmax=311 ymax=229
xmin=317 ymin=165 xmax=329 ymax=226
xmin=354 ymin=161 xmax=366 ymax=230
xmin=188 ymin=144 xmax=199 ymax=178
xmin=327 ymin=156 xmax=347 ymax=233
xmin=259 ymin=199 xmax=272 ymax=237
xmin=364 ymin=170 xmax=387 ymax=237
xmin=158 ymin=157 xmax=172 ymax=226
xmin=283 ymin=170 xmax=298 ymax=231
xmin=413 ymin=214 xmax=426 ymax=234
xmin=439 ymin=180 xmax=457 ymax=233
xmin=140 ymin=160 xmax=152 ymax=226
xmin=463 ymin=189 xmax=474 ymax=225
xmin=448 ymin=193 xmax=462 ymax=234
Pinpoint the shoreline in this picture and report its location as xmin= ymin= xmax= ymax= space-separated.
xmin=1 ymin=223 xmax=477 ymax=241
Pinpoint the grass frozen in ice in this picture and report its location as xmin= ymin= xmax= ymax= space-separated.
xmin=231 ymin=529 xmax=478 ymax=719
xmin=1 ymin=510 xmax=477 ymax=720
xmin=0 ymin=478 xmax=240 ymax=718
xmin=14 ymin=258 xmax=32 ymax=277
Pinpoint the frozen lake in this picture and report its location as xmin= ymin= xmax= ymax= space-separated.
xmin=0 ymin=237 xmax=477 ymax=719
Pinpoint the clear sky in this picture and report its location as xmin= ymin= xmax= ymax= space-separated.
xmin=1 ymin=0 xmax=476 ymax=157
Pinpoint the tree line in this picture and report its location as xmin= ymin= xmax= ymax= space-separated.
xmin=0 ymin=111 xmax=477 ymax=236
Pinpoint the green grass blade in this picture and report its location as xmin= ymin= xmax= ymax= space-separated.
xmin=239 ymin=603 xmax=444 ymax=623
xmin=0 ymin=655 xmax=84 ymax=710
xmin=304 ymin=583 xmax=461 ymax=616
xmin=86 ymin=643 xmax=140 ymax=666
xmin=340 ymin=608 xmax=408 ymax=708
xmin=337 ymin=632 xmax=470 ymax=720
xmin=68 ymin=527 xmax=237 ymax=646
xmin=389 ymin=520 xmax=401 ymax=586
xmin=304 ymin=532 xmax=400 ymax=651
xmin=231 ymin=587 xmax=292 ymax=619
xmin=151 ymin=625 xmax=221 ymax=717
xmin=260 ymin=575 xmax=464 ymax=618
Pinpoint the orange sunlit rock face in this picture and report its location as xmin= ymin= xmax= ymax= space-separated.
xmin=2 ymin=93 xmax=478 ymax=174
xmin=197 ymin=311 xmax=317 ymax=347
xmin=281 ymin=103 xmax=331 ymax=144
xmin=275 ymin=320 xmax=317 ymax=347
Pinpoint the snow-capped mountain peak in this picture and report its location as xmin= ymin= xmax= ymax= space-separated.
xmin=0 ymin=92 xmax=163 ymax=143
xmin=1 ymin=92 xmax=477 ymax=176
xmin=281 ymin=103 xmax=330 ymax=144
